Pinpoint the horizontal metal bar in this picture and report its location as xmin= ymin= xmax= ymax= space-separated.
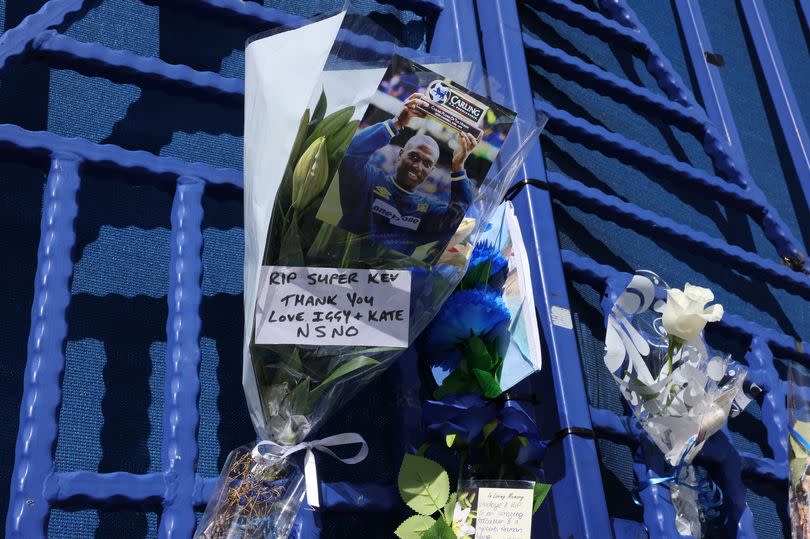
xmin=595 ymin=0 xmax=691 ymax=106
xmin=522 ymin=33 xmax=705 ymax=134
xmin=545 ymin=171 xmax=810 ymax=300
xmin=739 ymin=0 xmax=810 ymax=218
xmin=0 ymin=0 xmax=88 ymax=71
xmin=161 ymin=0 xmax=420 ymax=59
xmin=0 ymin=123 xmax=242 ymax=186
xmin=523 ymin=0 xmax=649 ymax=56
xmin=560 ymin=249 xmax=810 ymax=362
xmin=32 ymin=31 xmax=244 ymax=103
xmin=47 ymin=472 xmax=166 ymax=504
xmin=537 ymin=100 xmax=758 ymax=211
xmin=590 ymin=407 xmax=787 ymax=483
xmin=378 ymin=0 xmax=445 ymax=15
xmin=538 ymin=101 xmax=810 ymax=264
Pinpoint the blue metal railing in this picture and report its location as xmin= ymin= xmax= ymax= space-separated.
xmin=2 ymin=0 xmax=484 ymax=537
xmin=4 ymin=0 xmax=807 ymax=537
xmin=482 ymin=0 xmax=807 ymax=536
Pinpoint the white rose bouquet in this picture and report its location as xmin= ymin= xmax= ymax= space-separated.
xmin=603 ymin=271 xmax=751 ymax=538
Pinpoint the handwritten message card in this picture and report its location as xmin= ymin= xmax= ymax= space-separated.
xmin=474 ymin=487 xmax=533 ymax=539
xmin=254 ymin=266 xmax=411 ymax=347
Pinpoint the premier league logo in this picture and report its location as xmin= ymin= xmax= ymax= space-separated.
xmin=428 ymin=81 xmax=450 ymax=104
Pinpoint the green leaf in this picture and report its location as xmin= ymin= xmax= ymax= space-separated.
xmin=311 ymin=89 xmax=327 ymax=125
xmin=394 ymin=515 xmax=436 ymax=539
xmin=417 ymin=443 xmax=431 ymax=457
xmin=459 ymin=261 xmax=491 ymax=290
xmin=465 ymin=336 xmax=493 ymax=371
xmin=434 ymin=367 xmax=477 ymax=399
xmin=289 ymin=109 xmax=311 ymax=165
xmin=421 ymin=517 xmax=457 ymax=539
xmin=482 ymin=419 xmax=498 ymax=440
xmin=472 ymin=368 xmax=502 ymax=399
xmin=398 ymin=454 xmax=450 ymax=516
xmin=532 ymin=483 xmax=551 ymax=514
xmin=308 ymin=356 xmax=380 ymax=401
xmin=445 ymin=434 xmax=456 ymax=448
xmin=443 ymin=492 xmax=457 ymax=524
xmin=288 ymin=377 xmax=310 ymax=414
xmin=278 ymin=218 xmax=305 ymax=266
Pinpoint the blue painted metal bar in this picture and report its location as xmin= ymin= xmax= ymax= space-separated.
xmin=48 ymin=472 xmax=166 ymax=505
xmin=801 ymin=0 xmax=810 ymax=35
xmin=545 ymin=171 xmax=810 ymax=300
xmin=430 ymin=0 xmax=480 ymax=63
xmin=379 ymin=0 xmax=444 ymax=16
xmin=6 ymin=154 xmax=81 ymax=539
xmin=589 ymin=407 xmax=787 ymax=483
xmin=538 ymin=100 xmax=810 ymax=263
xmin=560 ymin=249 xmax=810 ymax=364
xmin=476 ymin=1 xmax=612 ymax=537
xmin=596 ymin=0 xmax=691 ymax=106
xmin=161 ymin=0 xmax=420 ymax=59
xmin=522 ymin=33 xmax=705 ymax=134
xmin=739 ymin=0 xmax=810 ymax=218
xmin=603 ymin=0 xmax=809 ymax=272
xmin=523 ymin=0 xmax=650 ymax=56
xmin=674 ymin=0 xmax=810 ymax=275
xmin=673 ymin=0 xmax=750 ymax=174
xmin=159 ymin=176 xmax=205 ymax=539
xmin=745 ymin=339 xmax=788 ymax=465
xmin=32 ymin=31 xmax=244 ymax=104
xmin=0 ymin=0 xmax=89 ymax=71
xmin=0 ymin=123 xmax=242 ymax=186
xmin=537 ymin=101 xmax=753 ymax=209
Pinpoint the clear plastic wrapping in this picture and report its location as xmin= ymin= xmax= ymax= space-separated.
xmin=789 ymin=361 xmax=810 ymax=538
xmin=603 ymin=271 xmax=750 ymax=538
xmin=196 ymin=7 xmax=541 ymax=538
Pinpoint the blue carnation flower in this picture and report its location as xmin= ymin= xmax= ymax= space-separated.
xmin=423 ymin=394 xmax=498 ymax=446
xmin=422 ymin=288 xmax=511 ymax=381
xmin=469 ymin=241 xmax=508 ymax=291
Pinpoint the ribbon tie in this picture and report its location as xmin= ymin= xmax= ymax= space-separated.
xmin=251 ymin=433 xmax=368 ymax=508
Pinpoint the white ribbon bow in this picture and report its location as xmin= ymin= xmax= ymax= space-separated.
xmin=251 ymin=433 xmax=369 ymax=508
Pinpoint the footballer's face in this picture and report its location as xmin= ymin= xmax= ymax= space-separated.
xmin=395 ymin=140 xmax=438 ymax=191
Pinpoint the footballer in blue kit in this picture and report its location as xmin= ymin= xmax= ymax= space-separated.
xmin=337 ymin=93 xmax=477 ymax=258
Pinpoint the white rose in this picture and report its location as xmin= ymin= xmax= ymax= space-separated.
xmin=661 ymin=284 xmax=723 ymax=342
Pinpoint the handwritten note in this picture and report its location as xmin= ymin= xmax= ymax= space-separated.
xmin=474 ymin=487 xmax=533 ymax=539
xmin=254 ymin=266 xmax=411 ymax=347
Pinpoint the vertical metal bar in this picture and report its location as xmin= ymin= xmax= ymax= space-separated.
xmin=430 ymin=0 xmax=481 ymax=63
xmin=746 ymin=338 xmax=788 ymax=463
xmin=475 ymin=1 xmax=612 ymax=537
xmin=6 ymin=153 xmax=81 ymax=539
xmin=159 ymin=176 xmax=204 ymax=539
xmin=738 ymin=0 xmax=810 ymax=218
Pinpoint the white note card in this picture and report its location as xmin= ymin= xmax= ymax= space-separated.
xmin=474 ymin=487 xmax=534 ymax=539
xmin=254 ymin=266 xmax=411 ymax=347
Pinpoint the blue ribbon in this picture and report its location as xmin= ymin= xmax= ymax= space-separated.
xmin=790 ymin=425 xmax=810 ymax=454
xmin=632 ymin=436 xmax=723 ymax=512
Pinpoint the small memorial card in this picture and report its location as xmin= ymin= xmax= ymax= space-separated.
xmin=458 ymin=481 xmax=534 ymax=539
xmin=254 ymin=266 xmax=411 ymax=347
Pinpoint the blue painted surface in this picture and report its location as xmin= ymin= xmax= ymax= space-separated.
xmin=0 ymin=0 xmax=808 ymax=537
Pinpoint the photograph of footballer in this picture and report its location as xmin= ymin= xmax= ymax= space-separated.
xmin=316 ymin=55 xmax=516 ymax=264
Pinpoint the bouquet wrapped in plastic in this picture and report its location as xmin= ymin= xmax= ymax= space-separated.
xmin=603 ymin=271 xmax=751 ymax=538
xmin=196 ymin=7 xmax=541 ymax=538
xmin=789 ymin=362 xmax=810 ymax=538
